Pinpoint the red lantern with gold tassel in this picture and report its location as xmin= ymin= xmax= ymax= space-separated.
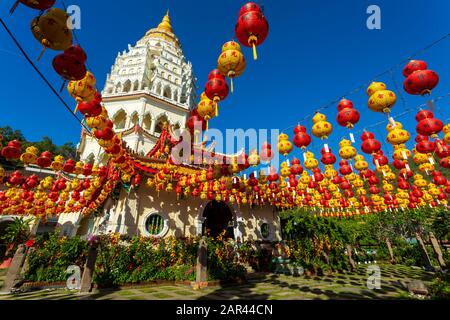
xmin=235 ymin=2 xmax=269 ymax=60
xmin=403 ymin=60 xmax=439 ymax=96
xmin=205 ymin=69 xmax=229 ymax=117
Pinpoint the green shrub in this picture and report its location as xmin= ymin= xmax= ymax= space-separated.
xmin=25 ymin=233 xmax=88 ymax=283
xmin=429 ymin=272 xmax=450 ymax=300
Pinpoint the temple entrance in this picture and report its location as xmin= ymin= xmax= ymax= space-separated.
xmin=0 ymin=219 xmax=13 ymax=261
xmin=202 ymin=201 xmax=234 ymax=239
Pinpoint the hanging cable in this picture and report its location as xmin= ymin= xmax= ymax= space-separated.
xmin=0 ymin=18 xmax=92 ymax=134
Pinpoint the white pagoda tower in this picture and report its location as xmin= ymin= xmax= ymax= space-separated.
xmin=78 ymin=12 xmax=197 ymax=163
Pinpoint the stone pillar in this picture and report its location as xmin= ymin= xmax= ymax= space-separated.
xmin=20 ymin=247 xmax=35 ymax=278
xmin=194 ymin=238 xmax=207 ymax=289
xmin=415 ymin=231 xmax=433 ymax=269
xmin=80 ymin=242 xmax=99 ymax=294
xmin=150 ymin=119 xmax=156 ymax=135
xmin=429 ymin=232 xmax=446 ymax=269
xmin=1 ymin=245 xmax=26 ymax=293
xmin=346 ymin=244 xmax=357 ymax=271
xmin=385 ymin=238 xmax=395 ymax=264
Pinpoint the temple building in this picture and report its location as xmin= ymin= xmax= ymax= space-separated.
xmin=55 ymin=12 xmax=282 ymax=242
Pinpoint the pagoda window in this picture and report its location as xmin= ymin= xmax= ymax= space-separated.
xmin=155 ymin=115 xmax=168 ymax=135
xmin=123 ymin=80 xmax=132 ymax=93
xmin=130 ymin=112 xmax=139 ymax=127
xmin=115 ymin=82 xmax=122 ymax=93
xmin=143 ymin=114 xmax=152 ymax=131
xmin=133 ymin=80 xmax=140 ymax=91
xmin=163 ymin=86 xmax=172 ymax=99
xmin=156 ymin=82 xmax=162 ymax=95
xmin=113 ymin=110 xmax=127 ymax=129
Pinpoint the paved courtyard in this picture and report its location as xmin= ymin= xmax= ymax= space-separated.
xmin=0 ymin=264 xmax=435 ymax=300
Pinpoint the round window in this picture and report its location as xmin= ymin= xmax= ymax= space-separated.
xmin=261 ymin=223 xmax=270 ymax=239
xmin=145 ymin=214 xmax=165 ymax=236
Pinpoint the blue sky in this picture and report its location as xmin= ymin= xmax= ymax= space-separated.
xmin=0 ymin=0 xmax=449 ymax=164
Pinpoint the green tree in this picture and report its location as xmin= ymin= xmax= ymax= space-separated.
xmin=1 ymin=217 xmax=34 ymax=257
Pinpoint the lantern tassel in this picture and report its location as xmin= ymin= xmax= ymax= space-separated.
xmin=215 ymin=103 xmax=219 ymax=117
xmin=9 ymin=1 xmax=19 ymax=14
xmin=37 ymin=46 xmax=46 ymax=61
xmin=252 ymin=43 xmax=258 ymax=60
xmin=74 ymin=104 xmax=78 ymax=114
xmin=230 ymin=78 xmax=234 ymax=93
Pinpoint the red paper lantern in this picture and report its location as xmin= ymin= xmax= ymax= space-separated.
xmin=290 ymin=157 xmax=304 ymax=175
xmin=235 ymin=2 xmax=269 ymax=60
xmin=361 ymin=131 xmax=381 ymax=155
xmin=293 ymin=125 xmax=312 ymax=150
xmin=260 ymin=142 xmax=274 ymax=164
xmin=321 ymin=147 xmax=336 ymax=165
xmin=36 ymin=151 xmax=52 ymax=168
xmin=416 ymin=111 xmax=443 ymax=138
xmin=1 ymin=140 xmax=21 ymax=160
xmin=52 ymin=45 xmax=87 ymax=81
xmin=187 ymin=114 xmax=207 ymax=133
xmin=403 ymin=60 xmax=428 ymax=77
xmin=205 ymin=69 xmax=229 ymax=104
xmin=403 ymin=60 xmax=439 ymax=96
xmin=336 ymin=99 xmax=360 ymax=129
xmin=10 ymin=0 xmax=55 ymax=14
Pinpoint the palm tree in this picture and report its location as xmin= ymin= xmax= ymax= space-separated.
xmin=1 ymin=217 xmax=33 ymax=257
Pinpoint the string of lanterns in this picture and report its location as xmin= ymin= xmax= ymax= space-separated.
xmin=1 ymin=2 xmax=449 ymax=219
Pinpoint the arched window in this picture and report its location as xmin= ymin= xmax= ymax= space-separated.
xmin=133 ymin=80 xmax=140 ymax=91
xmin=143 ymin=113 xmax=152 ymax=131
xmin=85 ymin=153 xmax=95 ymax=165
xmin=155 ymin=115 xmax=168 ymax=135
xmin=156 ymin=82 xmax=162 ymax=95
xmin=130 ymin=112 xmax=139 ymax=127
xmin=123 ymin=80 xmax=132 ymax=93
xmin=115 ymin=82 xmax=122 ymax=94
xmin=113 ymin=109 xmax=127 ymax=129
xmin=163 ymin=86 xmax=171 ymax=99
xmin=173 ymin=90 xmax=178 ymax=102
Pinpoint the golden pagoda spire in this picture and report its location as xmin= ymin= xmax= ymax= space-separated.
xmin=157 ymin=10 xmax=172 ymax=33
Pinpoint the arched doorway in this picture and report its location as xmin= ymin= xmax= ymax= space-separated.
xmin=0 ymin=219 xmax=13 ymax=261
xmin=202 ymin=201 xmax=235 ymax=239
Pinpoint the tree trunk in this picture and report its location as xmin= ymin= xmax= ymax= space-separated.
xmin=415 ymin=231 xmax=433 ymax=269
xmin=429 ymin=232 xmax=446 ymax=269
xmin=385 ymin=238 xmax=395 ymax=264
xmin=346 ymin=244 xmax=356 ymax=271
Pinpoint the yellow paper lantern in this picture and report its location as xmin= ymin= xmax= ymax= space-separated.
xmin=68 ymin=71 xmax=96 ymax=103
xmin=277 ymin=133 xmax=293 ymax=156
xmin=312 ymin=113 xmax=333 ymax=140
xmin=31 ymin=8 xmax=72 ymax=60
xmin=217 ymin=41 xmax=246 ymax=93
xmin=367 ymin=82 xmax=397 ymax=114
